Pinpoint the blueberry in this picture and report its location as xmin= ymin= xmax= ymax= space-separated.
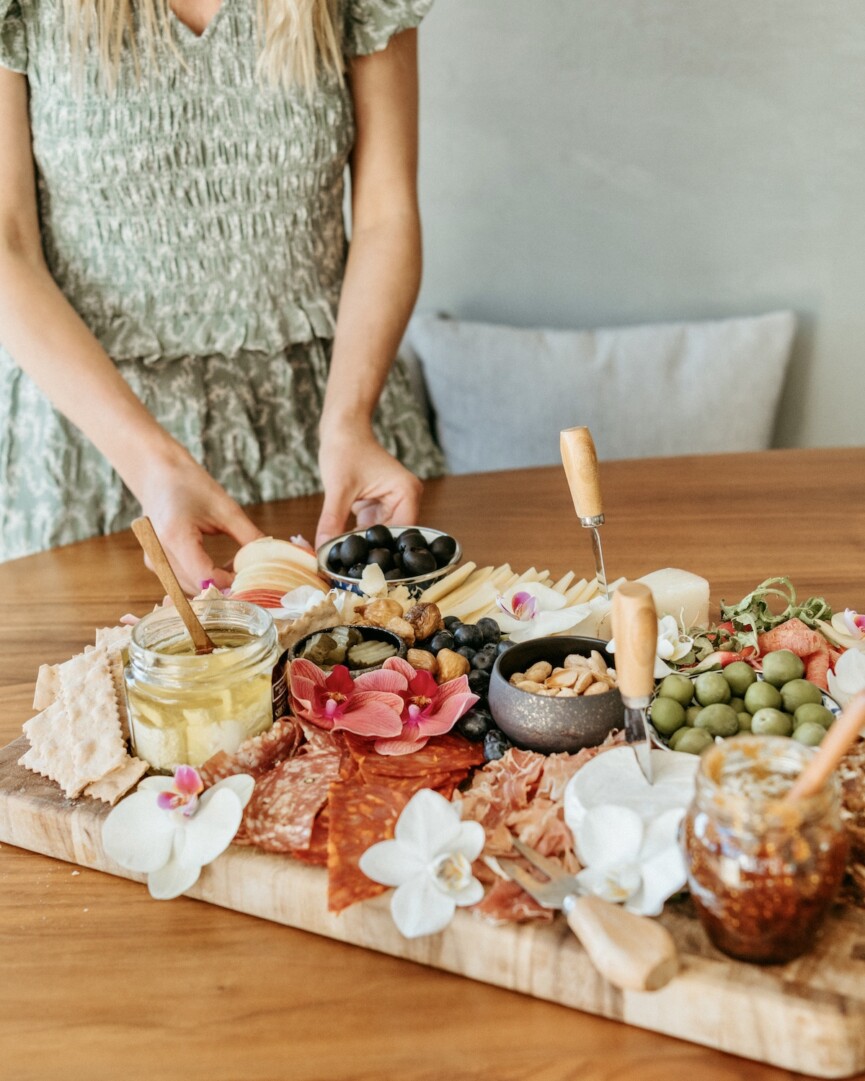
xmin=429 ymin=630 xmax=455 ymax=654
xmin=456 ymin=646 xmax=475 ymax=664
xmin=443 ymin=615 xmax=462 ymax=631
xmin=468 ymin=670 xmax=491 ymax=696
xmin=471 ymin=650 xmax=495 ymax=673
xmin=483 ymin=728 xmax=512 ymax=762
xmin=366 ymin=547 xmax=394 ymax=572
xmin=456 ymin=707 xmax=494 ymax=742
xmin=339 ymin=534 xmax=368 ymax=567
xmin=365 ymin=525 xmax=393 ymax=550
xmin=495 ymin=640 xmax=513 ymax=656
xmin=429 ymin=534 xmax=457 ymax=567
xmin=476 ymin=617 xmax=501 ymax=645
xmin=454 ymin=623 xmax=484 ymax=651
xmin=347 ymin=562 xmax=366 ymax=579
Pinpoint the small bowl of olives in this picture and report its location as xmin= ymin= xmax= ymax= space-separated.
xmin=317 ymin=525 xmax=461 ymax=595
xmin=487 ymin=636 xmax=624 ymax=754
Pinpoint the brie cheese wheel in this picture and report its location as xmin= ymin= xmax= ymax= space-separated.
xmin=636 ymin=568 xmax=710 ymax=630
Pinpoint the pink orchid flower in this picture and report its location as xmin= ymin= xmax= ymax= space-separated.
xmin=156 ymin=765 xmax=204 ymax=817
xmin=374 ymin=657 xmax=479 ymax=756
xmin=843 ymin=609 xmax=865 ymax=639
xmin=288 ymin=658 xmax=404 ymax=737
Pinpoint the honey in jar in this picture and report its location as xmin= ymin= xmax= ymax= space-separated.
xmin=682 ymin=735 xmax=847 ymax=964
xmin=125 ymin=599 xmax=282 ymax=772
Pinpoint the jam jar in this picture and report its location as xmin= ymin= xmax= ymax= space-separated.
xmin=682 ymin=735 xmax=847 ymax=964
xmin=125 ymin=599 xmax=282 ymax=772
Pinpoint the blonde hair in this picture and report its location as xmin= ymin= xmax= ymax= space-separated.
xmin=65 ymin=0 xmax=344 ymax=91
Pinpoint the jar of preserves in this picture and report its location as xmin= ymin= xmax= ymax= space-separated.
xmin=125 ymin=599 xmax=282 ymax=772
xmin=682 ymin=735 xmax=847 ymax=964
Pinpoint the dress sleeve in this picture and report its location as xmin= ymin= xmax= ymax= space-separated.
xmin=0 ymin=0 xmax=27 ymax=73
xmin=343 ymin=0 xmax=434 ymax=58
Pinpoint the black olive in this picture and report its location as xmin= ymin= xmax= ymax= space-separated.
xmin=325 ymin=545 xmax=343 ymax=571
xmin=366 ymin=547 xmax=394 ymax=572
xmin=454 ymin=623 xmax=484 ymax=651
xmin=400 ymin=547 xmax=437 ymax=577
xmin=429 ymin=534 xmax=457 ymax=567
xmin=483 ymin=728 xmax=512 ymax=762
xmin=429 ymin=630 xmax=455 ymax=654
xmin=384 ymin=568 xmax=404 ymax=581
xmin=339 ymin=534 xmax=368 ymax=567
xmin=476 ymin=617 xmax=501 ymax=645
xmin=396 ymin=529 xmax=426 ymax=554
xmin=456 ymin=707 xmax=494 ymax=742
xmin=347 ymin=562 xmax=367 ymax=579
xmin=365 ymin=524 xmax=394 ymax=549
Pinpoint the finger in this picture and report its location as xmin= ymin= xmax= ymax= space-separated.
xmin=375 ymin=484 xmax=422 ymax=530
xmin=217 ymin=500 xmax=266 ymax=548
xmin=315 ymin=489 xmax=352 ymax=549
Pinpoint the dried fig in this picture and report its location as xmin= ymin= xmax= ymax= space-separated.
xmin=362 ymin=598 xmax=404 ymax=627
xmin=404 ymin=602 xmax=444 ymax=641
xmin=407 ymin=649 xmax=438 ymax=676
xmin=436 ymin=647 xmax=470 ymax=683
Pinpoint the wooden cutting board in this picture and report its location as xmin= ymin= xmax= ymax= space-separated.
xmin=1 ymin=734 xmax=864 ymax=1079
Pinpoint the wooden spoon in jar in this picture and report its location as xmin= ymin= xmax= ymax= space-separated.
xmin=131 ymin=516 xmax=216 ymax=655
xmin=785 ymin=692 xmax=865 ymax=802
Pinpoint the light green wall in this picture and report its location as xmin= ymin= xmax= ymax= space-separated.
xmin=416 ymin=0 xmax=865 ymax=448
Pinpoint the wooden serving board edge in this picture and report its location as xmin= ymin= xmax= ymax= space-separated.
xmin=1 ymin=736 xmax=864 ymax=1079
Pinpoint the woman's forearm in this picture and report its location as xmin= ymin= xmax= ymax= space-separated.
xmin=319 ymin=206 xmax=421 ymax=438
xmin=0 ymin=250 xmax=192 ymax=498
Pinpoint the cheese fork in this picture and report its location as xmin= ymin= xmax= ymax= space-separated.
xmin=497 ymin=836 xmax=678 ymax=992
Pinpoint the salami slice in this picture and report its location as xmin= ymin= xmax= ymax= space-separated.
xmin=199 ymin=717 xmax=304 ymax=786
xmin=242 ymin=747 xmax=341 ymax=854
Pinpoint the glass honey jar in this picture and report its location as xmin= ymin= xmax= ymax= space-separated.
xmin=682 ymin=735 xmax=847 ymax=964
xmin=125 ymin=599 xmax=282 ymax=772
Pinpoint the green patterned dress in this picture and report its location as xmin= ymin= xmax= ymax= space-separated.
xmin=0 ymin=0 xmax=444 ymax=561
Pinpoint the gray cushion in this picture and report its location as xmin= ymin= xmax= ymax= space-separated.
xmin=405 ymin=310 xmax=796 ymax=473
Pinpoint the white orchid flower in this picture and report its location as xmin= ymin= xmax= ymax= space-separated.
xmin=102 ymin=767 xmax=254 ymax=900
xmin=359 ymin=788 xmax=485 ymax=938
xmin=827 ymin=648 xmax=865 ymax=708
xmin=494 ymin=582 xmax=593 ymax=644
xmin=607 ymin=615 xmax=693 ymax=677
xmin=573 ymin=804 xmax=687 ymax=916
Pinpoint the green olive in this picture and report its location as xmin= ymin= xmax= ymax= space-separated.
xmin=723 ymin=661 xmax=758 ymax=697
xmin=650 ymin=696 xmax=686 ymax=736
xmin=744 ymin=680 xmax=782 ymax=714
xmin=729 ymin=697 xmax=745 ymax=714
xmin=674 ymin=728 xmax=715 ymax=755
xmin=793 ymin=721 xmax=826 ymax=746
xmin=737 ymin=711 xmax=752 ymax=732
xmin=693 ymin=703 xmax=740 ymax=737
xmin=761 ymin=649 xmax=805 ymax=687
xmin=657 ymin=673 xmax=696 ymax=706
xmin=694 ymin=672 xmax=732 ymax=706
xmin=668 ymin=726 xmax=692 ymax=750
xmin=793 ymin=702 xmax=835 ymax=730
xmin=751 ymin=707 xmax=794 ymax=737
xmin=780 ymin=678 xmax=823 ymax=714
xmin=685 ymin=705 xmax=702 ymax=726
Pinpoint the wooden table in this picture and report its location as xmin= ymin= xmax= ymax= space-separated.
xmin=1 ymin=447 xmax=863 ymax=1081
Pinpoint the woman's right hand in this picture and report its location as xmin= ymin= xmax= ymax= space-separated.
xmin=137 ymin=454 xmax=265 ymax=594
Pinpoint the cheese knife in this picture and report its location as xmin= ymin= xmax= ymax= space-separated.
xmin=560 ymin=426 xmax=609 ymax=599
xmin=612 ymin=582 xmax=658 ymax=785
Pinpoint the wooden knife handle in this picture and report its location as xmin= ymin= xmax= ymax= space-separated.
xmin=560 ymin=426 xmax=603 ymax=520
xmin=566 ymin=894 xmax=679 ymax=992
xmin=612 ymin=582 xmax=657 ymax=699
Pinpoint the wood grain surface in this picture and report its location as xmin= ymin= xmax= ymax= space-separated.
xmin=2 ymin=448 xmax=864 ymax=1081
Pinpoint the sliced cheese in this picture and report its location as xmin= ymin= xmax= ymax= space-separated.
xmin=637 ymin=567 xmax=710 ymax=630
xmin=419 ymin=561 xmax=477 ymax=604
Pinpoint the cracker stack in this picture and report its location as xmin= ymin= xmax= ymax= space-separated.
xmin=20 ymin=624 xmax=148 ymax=805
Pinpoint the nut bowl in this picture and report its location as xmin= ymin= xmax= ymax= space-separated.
xmin=317 ymin=525 xmax=461 ymax=596
xmin=488 ymin=635 xmax=623 ymax=754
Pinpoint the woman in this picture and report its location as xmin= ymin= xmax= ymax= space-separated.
xmin=0 ymin=0 xmax=444 ymax=591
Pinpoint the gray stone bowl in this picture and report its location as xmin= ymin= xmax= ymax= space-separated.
xmin=488 ymin=635 xmax=624 ymax=753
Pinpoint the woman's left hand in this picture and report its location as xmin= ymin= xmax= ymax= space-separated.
xmin=315 ymin=426 xmax=422 ymax=548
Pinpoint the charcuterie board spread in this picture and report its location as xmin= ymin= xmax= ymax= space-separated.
xmin=2 ymin=524 xmax=865 ymax=1079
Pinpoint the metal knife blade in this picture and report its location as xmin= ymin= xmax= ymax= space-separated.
xmin=612 ymin=583 xmax=659 ymax=786
xmin=588 ymin=522 xmax=609 ymax=600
